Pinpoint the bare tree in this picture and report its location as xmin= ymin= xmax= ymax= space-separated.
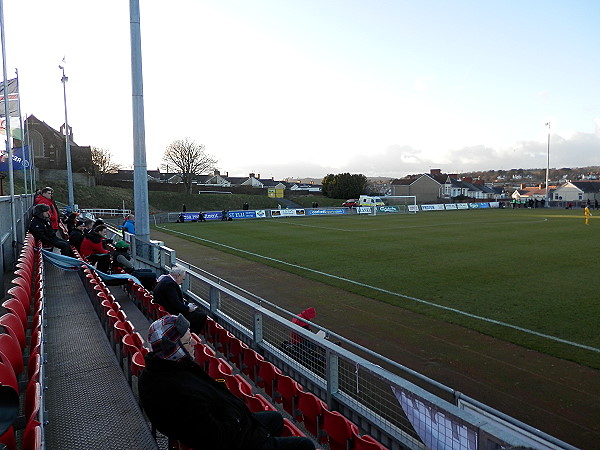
xmin=90 ymin=147 xmax=121 ymax=184
xmin=162 ymin=138 xmax=218 ymax=194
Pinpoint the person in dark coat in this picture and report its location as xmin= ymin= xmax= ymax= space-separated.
xmin=153 ymin=266 xmax=207 ymax=334
xmin=28 ymin=204 xmax=73 ymax=256
xmin=68 ymin=219 xmax=87 ymax=251
xmin=139 ymin=315 xmax=315 ymax=450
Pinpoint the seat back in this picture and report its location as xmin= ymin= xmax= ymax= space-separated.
xmin=0 ymin=335 xmax=24 ymax=376
xmin=296 ymin=390 xmax=325 ymax=437
xmin=321 ymin=409 xmax=357 ymax=450
xmin=0 ymin=314 xmax=26 ymax=350
xmin=1 ymin=300 xmax=27 ymax=331
xmin=352 ymin=430 xmax=389 ymax=450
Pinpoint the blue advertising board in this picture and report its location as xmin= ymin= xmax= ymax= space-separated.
xmin=306 ymin=208 xmax=346 ymax=216
xmin=178 ymin=210 xmax=266 ymax=222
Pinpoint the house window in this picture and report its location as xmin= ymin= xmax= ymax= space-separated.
xmin=578 ymin=194 xmax=582 ymax=200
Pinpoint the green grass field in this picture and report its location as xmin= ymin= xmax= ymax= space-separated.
xmin=155 ymin=208 xmax=600 ymax=368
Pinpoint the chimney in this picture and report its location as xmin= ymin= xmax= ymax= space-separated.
xmin=538 ymin=183 xmax=545 ymax=189
xmin=249 ymin=173 xmax=255 ymax=178
xmin=213 ymin=169 xmax=220 ymax=176
xmin=520 ymin=183 xmax=526 ymax=190
xmin=462 ymin=176 xmax=473 ymax=183
xmin=430 ymin=169 xmax=442 ymax=176
xmin=257 ymin=174 xmax=261 ymax=179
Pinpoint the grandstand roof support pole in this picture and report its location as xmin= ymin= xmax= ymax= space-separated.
xmin=0 ymin=0 xmax=18 ymax=252
xmin=129 ymin=0 xmax=150 ymax=242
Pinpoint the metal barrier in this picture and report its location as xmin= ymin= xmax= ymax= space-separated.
xmin=129 ymin=236 xmax=576 ymax=450
xmin=0 ymin=194 xmax=33 ymax=292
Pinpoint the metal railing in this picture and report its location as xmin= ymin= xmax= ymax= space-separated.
xmin=126 ymin=234 xmax=576 ymax=450
xmin=0 ymin=194 xmax=33 ymax=291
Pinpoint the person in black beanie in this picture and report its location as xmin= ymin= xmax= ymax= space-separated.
xmin=139 ymin=314 xmax=315 ymax=450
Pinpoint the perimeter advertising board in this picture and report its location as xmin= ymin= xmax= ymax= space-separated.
xmin=306 ymin=208 xmax=346 ymax=216
xmin=270 ymin=209 xmax=306 ymax=217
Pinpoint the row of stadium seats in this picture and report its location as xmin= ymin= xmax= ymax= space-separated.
xmin=0 ymin=233 xmax=44 ymax=450
xmin=115 ymin=268 xmax=387 ymax=450
xmin=202 ymin=316 xmax=387 ymax=450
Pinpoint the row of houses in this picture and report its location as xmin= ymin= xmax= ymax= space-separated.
xmin=390 ymin=169 xmax=504 ymax=202
xmin=103 ymin=169 xmax=322 ymax=192
xmin=391 ymin=169 xmax=600 ymax=205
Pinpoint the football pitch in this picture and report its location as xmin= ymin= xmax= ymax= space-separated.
xmin=155 ymin=208 xmax=600 ymax=368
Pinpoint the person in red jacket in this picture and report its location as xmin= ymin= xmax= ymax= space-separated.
xmin=34 ymin=187 xmax=60 ymax=232
xmin=80 ymin=225 xmax=111 ymax=272
xmin=290 ymin=307 xmax=316 ymax=345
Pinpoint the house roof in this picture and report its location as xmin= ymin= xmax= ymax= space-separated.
xmin=569 ymin=181 xmax=600 ymax=193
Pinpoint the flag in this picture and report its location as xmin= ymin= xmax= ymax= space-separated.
xmin=0 ymin=78 xmax=19 ymax=117
xmin=392 ymin=386 xmax=478 ymax=450
xmin=41 ymin=249 xmax=142 ymax=286
xmin=0 ymin=116 xmax=22 ymax=139
xmin=0 ymin=145 xmax=30 ymax=171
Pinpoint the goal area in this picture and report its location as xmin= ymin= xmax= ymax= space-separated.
xmin=378 ymin=196 xmax=418 ymax=214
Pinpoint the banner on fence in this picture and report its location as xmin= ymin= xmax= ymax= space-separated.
xmin=377 ymin=206 xmax=400 ymax=213
xmin=306 ymin=208 xmax=346 ymax=216
xmin=444 ymin=204 xmax=457 ymax=210
xmin=392 ymin=386 xmax=477 ymax=450
xmin=270 ymin=209 xmax=306 ymax=217
xmin=421 ymin=204 xmax=445 ymax=211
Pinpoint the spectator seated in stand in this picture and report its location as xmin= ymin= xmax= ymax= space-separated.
xmin=139 ymin=315 xmax=315 ymax=450
xmin=68 ymin=219 xmax=87 ymax=251
xmin=112 ymin=240 xmax=135 ymax=273
xmin=153 ymin=266 xmax=207 ymax=334
xmin=80 ymin=224 xmax=112 ymax=272
xmin=28 ymin=204 xmax=73 ymax=256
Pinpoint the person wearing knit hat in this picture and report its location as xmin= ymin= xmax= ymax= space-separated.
xmin=28 ymin=204 xmax=73 ymax=256
xmin=68 ymin=219 xmax=87 ymax=251
xmin=139 ymin=316 xmax=315 ymax=450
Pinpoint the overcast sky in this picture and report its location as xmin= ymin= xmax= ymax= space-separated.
xmin=3 ymin=0 xmax=599 ymax=180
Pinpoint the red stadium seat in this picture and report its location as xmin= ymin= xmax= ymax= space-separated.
xmin=1 ymin=299 xmax=27 ymax=331
xmin=0 ymin=361 xmax=18 ymax=392
xmin=10 ymin=276 xmax=32 ymax=301
xmin=352 ymin=430 xmax=389 ymax=450
xmin=274 ymin=373 xmax=302 ymax=415
xmin=25 ymin=382 xmax=40 ymax=423
xmin=296 ymin=390 xmax=326 ymax=438
xmin=0 ymin=425 xmax=15 ymax=450
xmin=7 ymin=284 xmax=31 ymax=316
xmin=0 ymin=314 xmax=26 ymax=350
xmin=256 ymin=360 xmax=281 ymax=397
xmin=22 ymin=419 xmax=41 ymax=450
xmin=282 ymin=418 xmax=306 ymax=437
xmin=241 ymin=347 xmax=264 ymax=381
xmin=0 ymin=334 xmax=24 ymax=376
xmin=130 ymin=351 xmax=147 ymax=378
xmin=227 ymin=336 xmax=248 ymax=369
xmin=320 ymin=409 xmax=358 ymax=450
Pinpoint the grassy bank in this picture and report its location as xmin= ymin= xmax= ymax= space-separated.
xmin=7 ymin=180 xmax=340 ymax=212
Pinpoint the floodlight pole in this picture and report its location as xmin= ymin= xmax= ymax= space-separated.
xmin=59 ymin=64 xmax=75 ymax=210
xmin=130 ymin=0 xmax=150 ymax=242
xmin=545 ymin=122 xmax=550 ymax=207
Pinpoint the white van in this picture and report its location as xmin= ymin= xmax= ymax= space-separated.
xmin=358 ymin=195 xmax=385 ymax=207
